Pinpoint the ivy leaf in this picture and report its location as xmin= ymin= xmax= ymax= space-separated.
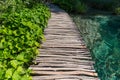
xmin=13 ymin=30 xmax=18 ymax=36
xmin=12 ymin=70 xmax=21 ymax=80
xmin=35 ymin=49 xmax=39 ymax=55
xmin=5 ymin=68 xmax=13 ymax=79
xmin=10 ymin=60 xmax=19 ymax=68
xmin=16 ymin=53 xmax=24 ymax=61
xmin=1 ymin=38 xmax=5 ymax=43
xmin=35 ymin=42 xmax=39 ymax=47
xmin=0 ymin=42 xmax=3 ymax=49
xmin=0 ymin=69 xmax=5 ymax=79
xmin=16 ymin=53 xmax=27 ymax=62
xmin=16 ymin=66 xmax=25 ymax=74
xmin=21 ymin=75 xmax=32 ymax=80
xmin=15 ymin=43 xmax=22 ymax=51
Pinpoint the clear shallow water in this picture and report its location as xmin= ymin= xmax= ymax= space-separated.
xmin=71 ymin=15 xmax=120 ymax=80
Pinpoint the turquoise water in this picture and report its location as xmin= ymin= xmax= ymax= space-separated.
xmin=72 ymin=15 xmax=120 ymax=80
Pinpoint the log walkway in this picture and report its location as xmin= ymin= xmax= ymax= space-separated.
xmin=30 ymin=4 xmax=99 ymax=80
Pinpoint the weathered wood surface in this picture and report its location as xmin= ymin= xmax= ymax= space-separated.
xmin=30 ymin=4 xmax=99 ymax=80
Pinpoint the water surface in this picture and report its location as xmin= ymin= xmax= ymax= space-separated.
xmin=72 ymin=14 xmax=120 ymax=80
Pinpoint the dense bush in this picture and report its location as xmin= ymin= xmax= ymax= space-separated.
xmin=115 ymin=7 xmax=120 ymax=15
xmin=52 ymin=0 xmax=87 ymax=13
xmin=114 ymin=0 xmax=120 ymax=15
xmin=0 ymin=0 xmax=50 ymax=80
xmin=82 ymin=0 xmax=120 ymax=15
xmin=82 ymin=0 xmax=116 ymax=11
xmin=52 ymin=0 xmax=120 ymax=15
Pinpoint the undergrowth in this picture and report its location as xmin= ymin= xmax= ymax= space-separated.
xmin=0 ymin=0 xmax=50 ymax=80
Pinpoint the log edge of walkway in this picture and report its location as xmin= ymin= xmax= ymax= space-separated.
xmin=30 ymin=4 xmax=100 ymax=80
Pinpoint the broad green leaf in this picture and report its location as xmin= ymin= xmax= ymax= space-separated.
xmin=16 ymin=53 xmax=27 ymax=62
xmin=1 ymin=38 xmax=5 ymax=43
xmin=21 ymin=75 xmax=32 ymax=80
xmin=5 ymin=68 xmax=13 ymax=79
xmin=35 ymin=42 xmax=39 ymax=47
xmin=0 ymin=42 xmax=3 ymax=49
xmin=12 ymin=70 xmax=21 ymax=80
xmin=16 ymin=66 xmax=24 ymax=74
xmin=13 ymin=30 xmax=18 ymax=36
xmin=0 ymin=68 xmax=5 ymax=79
xmin=10 ymin=60 xmax=19 ymax=68
xmin=16 ymin=53 xmax=24 ymax=61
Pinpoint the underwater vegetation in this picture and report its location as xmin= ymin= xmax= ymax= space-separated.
xmin=72 ymin=15 xmax=120 ymax=80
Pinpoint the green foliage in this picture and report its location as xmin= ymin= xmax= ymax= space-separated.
xmin=82 ymin=0 xmax=114 ymax=10
xmin=0 ymin=0 xmax=25 ymax=13
xmin=112 ymin=0 xmax=120 ymax=15
xmin=115 ymin=7 xmax=120 ymax=15
xmin=74 ymin=1 xmax=87 ymax=14
xmin=52 ymin=0 xmax=87 ymax=13
xmin=0 ymin=0 xmax=50 ymax=80
xmin=80 ymin=0 xmax=120 ymax=15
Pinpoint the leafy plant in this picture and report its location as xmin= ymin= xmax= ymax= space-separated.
xmin=114 ymin=7 xmax=120 ymax=15
xmin=74 ymin=1 xmax=87 ymax=14
xmin=82 ymin=0 xmax=118 ymax=11
xmin=113 ymin=0 xmax=120 ymax=15
xmin=0 ymin=0 xmax=50 ymax=80
xmin=52 ymin=0 xmax=87 ymax=13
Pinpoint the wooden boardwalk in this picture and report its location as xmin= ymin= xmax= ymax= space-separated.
xmin=30 ymin=4 xmax=99 ymax=80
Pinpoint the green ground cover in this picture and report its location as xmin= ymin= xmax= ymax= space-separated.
xmin=0 ymin=0 xmax=50 ymax=80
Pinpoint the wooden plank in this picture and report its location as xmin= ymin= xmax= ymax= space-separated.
xmin=40 ymin=48 xmax=90 ymax=56
xmin=45 ymin=26 xmax=76 ymax=29
xmin=56 ymin=79 xmax=79 ymax=80
xmin=35 ymin=57 xmax=93 ymax=62
xmin=32 ymin=75 xmax=99 ymax=80
xmin=45 ymin=32 xmax=79 ymax=35
xmin=42 ymin=43 xmax=85 ymax=47
xmin=44 ymin=32 xmax=80 ymax=36
xmin=38 ymin=54 xmax=91 ymax=58
xmin=32 ymin=62 xmax=94 ymax=67
xmin=30 ymin=64 xmax=93 ymax=69
xmin=45 ymin=28 xmax=77 ymax=30
xmin=44 ymin=39 xmax=82 ymax=42
xmin=32 ymin=71 xmax=98 ymax=77
xmin=36 ymin=55 xmax=92 ymax=61
xmin=34 ymin=61 xmax=94 ymax=66
xmin=42 ymin=45 xmax=86 ymax=49
xmin=39 ymin=48 xmax=90 ymax=53
xmin=39 ymin=51 xmax=91 ymax=56
xmin=44 ymin=41 xmax=83 ymax=44
xmin=30 ymin=67 xmax=95 ymax=72
xmin=39 ymin=51 xmax=90 ymax=56
xmin=45 ymin=35 xmax=81 ymax=37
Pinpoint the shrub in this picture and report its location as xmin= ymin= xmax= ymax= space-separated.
xmin=74 ymin=1 xmax=87 ymax=14
xmin=114 ymin=7 xmax=120 ymax=15
xmin=113 ymin=0 xmax=120 ymax=15
xmin=52 ymin=0 xmax=87 ymax=13
xmin=0 ymin=0 xmax=50 ymax=80
xmin=82 ymin=0 xmax=117 ymax=11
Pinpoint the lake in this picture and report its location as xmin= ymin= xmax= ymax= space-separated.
xmin=72 ymin=14 xmax=120 ymax=80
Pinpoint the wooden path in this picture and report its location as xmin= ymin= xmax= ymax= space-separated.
xmin=30 ymin=4 xmax=99 ymax=80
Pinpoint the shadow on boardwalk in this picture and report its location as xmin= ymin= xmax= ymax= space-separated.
xmin=30 ymin=4 xmax=99 ymax=80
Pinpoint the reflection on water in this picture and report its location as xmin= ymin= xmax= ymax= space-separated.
xmin=72 ymin=15 xmax=120 ymax=80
